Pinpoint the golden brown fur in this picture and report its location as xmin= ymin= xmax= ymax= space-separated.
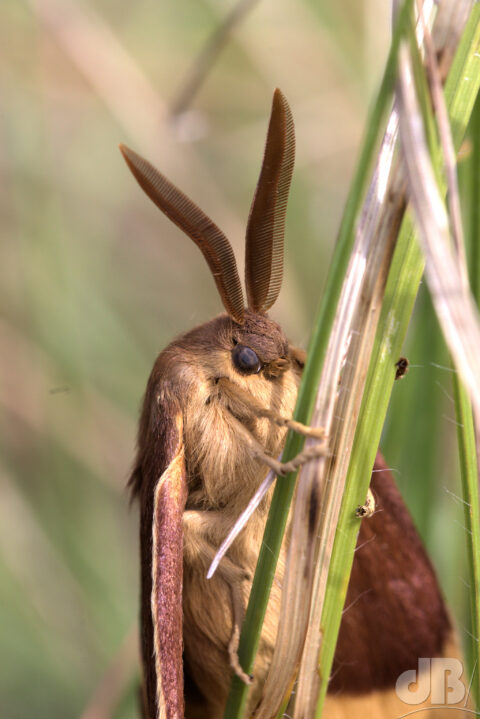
xmin=131 ymin=311 xmax=304 ymax=717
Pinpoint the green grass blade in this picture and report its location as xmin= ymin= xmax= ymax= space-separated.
xmin=453 ymin=85 xmax=480 ymax=709
xmin=314 ymin=216 xmax=424 ymax=716
xmin=452 ymin=375 xmax=480 ymax=708
xmin=470 ymin=95 xmax=480 ymax=300
xmin=381 ymin=287 xmax=448 ymax=537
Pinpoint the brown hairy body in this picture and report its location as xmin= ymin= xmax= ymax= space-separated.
xmin=122 ymin=90 xmax=458 ymax=719
xmin=130 ymin=311 xmax=301 ymax=717
xmin=130 ymin=311 xmax=453 ymax=719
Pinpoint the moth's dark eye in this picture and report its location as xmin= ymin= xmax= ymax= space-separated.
xmin=232 ymin=344 xmax=262 ymax=375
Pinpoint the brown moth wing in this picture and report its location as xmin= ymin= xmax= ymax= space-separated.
xmin=324 ymin=453 xmax=459 ymax=718
xmin=131 ymin=385 xmax=187 ymax=719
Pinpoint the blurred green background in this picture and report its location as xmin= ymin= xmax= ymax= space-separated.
xmin=0 ymin=0 xmax=470 ymax=717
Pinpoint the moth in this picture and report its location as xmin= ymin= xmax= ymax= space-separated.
xmin=122 ymin=91 xmax=460 ymax=718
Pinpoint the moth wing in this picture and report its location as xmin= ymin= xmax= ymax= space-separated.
xmin=324 ymin=453 xmax=462 ymax=718
xmin=133 ymin=393 xmax=187 ymax=719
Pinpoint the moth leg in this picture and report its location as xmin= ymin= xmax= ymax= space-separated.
xmin=217 ymin=377 xmax=324 ymax=439
xmin=227 ymin=582 xmax=252 ymax=686
xmin=258 ymin=412 xmax=325 ymax=439
xmin=218 ymin=397 xmax=328 ymax=479
xmin=257 ymin=442 xmax=328 ymax=477
xmin=183 ymin=510 xmax=251 ymax=583
xmin=183 ymin=510 xmax=252 ymax=683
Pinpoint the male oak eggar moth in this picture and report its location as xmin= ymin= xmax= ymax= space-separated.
xmin=122 ymin=90 xmax=462 ymax=718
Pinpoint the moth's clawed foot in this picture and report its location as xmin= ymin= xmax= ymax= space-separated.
xmin=285 ymin=419 xmax=325 ymax=440
xmin=262 ymin=441 xmax=329 ymax=477
xmin=228 ymin=624 xmax=253 ymax=685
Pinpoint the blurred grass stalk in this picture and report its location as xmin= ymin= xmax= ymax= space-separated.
xmin=411 ymin=30 xmax=480 ymax=706
xmin=225 ymin=1 xmax=480 ymax=717
xmin=398 ymin=13 xmax=480 ymax=709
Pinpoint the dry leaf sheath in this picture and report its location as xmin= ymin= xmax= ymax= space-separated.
xmin=122 ymin=91 xmax=457 ymax=718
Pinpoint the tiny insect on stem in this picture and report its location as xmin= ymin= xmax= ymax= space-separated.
xmin=395 ymin=356 xmax=409 ymax=379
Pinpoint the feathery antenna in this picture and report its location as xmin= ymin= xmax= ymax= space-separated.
xmin=245 ymin=88 xmax=295 ymax=313
xmin=120 ymin=144 xmax=245 ymax=323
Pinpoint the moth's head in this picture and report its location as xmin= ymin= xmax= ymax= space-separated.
xmin=230 ymin=310 xmax=291 ymax=380
xmin=119 ymin=89 xmax=295 ymax=330
xmin=175 ymin=308 xmax=304 ymax=406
